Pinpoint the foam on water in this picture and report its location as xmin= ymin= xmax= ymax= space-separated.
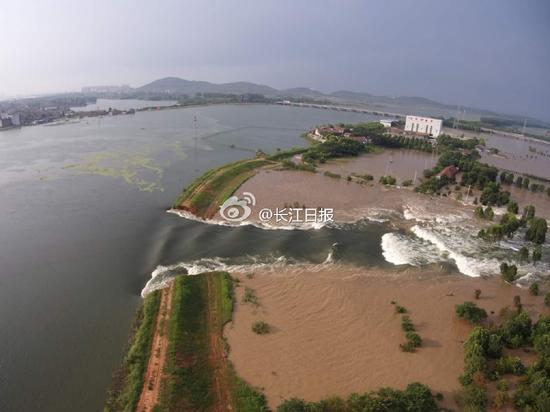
xmin=142 ymin=245 xmax=341 ymax=297
xmin=381 ymin=202 xmax=550 ymax=281
xmin=168 ymin=208 xmax=328 ymax=231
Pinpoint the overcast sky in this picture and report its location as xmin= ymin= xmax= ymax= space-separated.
xmin=1 ymin=0 xmax=549 ymax=120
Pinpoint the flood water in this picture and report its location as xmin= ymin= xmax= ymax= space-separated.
xmin=2 ymin=104 xmax=548 ymax=411
xmin=0 ymin=104 xmax=391 ymax=411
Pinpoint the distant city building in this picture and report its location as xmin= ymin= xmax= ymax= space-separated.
xmin=10 ymin=113 xmax=21 ymax=126
xmin=81 ymin=85 xmax=131 ymax=93
xmin=0 ymin=113 xmax=20 ymax=128
xmin=405 ymin=115 xmax=442 ymax=137
xmin=4 ymin=112 xmax=23 ymax=127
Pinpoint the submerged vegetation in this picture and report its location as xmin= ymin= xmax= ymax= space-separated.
xmin=251 ymin=320 xmax=271 ymax=335
xmin=277 ymin=383 xmax=439 ymax=412
xmin=455 ymin=301 xmax=488 ymax=325
xmin=457 ymin=309 xmax=550 ymax=411
xmin=391 ymin=302 xmax=422 ymax=352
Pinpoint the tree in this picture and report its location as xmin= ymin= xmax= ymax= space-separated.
xmin=499 ymin=311 xmax=532 ymax=348
xmin=507 ymin=201 xmax=519 ymax=214
xmin=500 ymin=263 xmax=518 ymax=282
xmin=518 ymin=246 xmax=529 ymax=261
xmin=456 ymin=302 xmax=488 ymax=324
xmin=515 ymin=176 xmax=523 ymax=187
xmin=529 ymin=282 xmax=539 ymax=296
xmin=533 ymin=246 xmax=542 ymax=262
xmin=474 ymin=206 xmax=485 ymax=218
xmin=480 ymin=182 xmax=510 ymax=206
xmin=545 ymin=291 xmax=550 ymax=307
xmin=475 ymin=289 xmax=482 ymax=300
xmin=500 ymin=213 xmax=520 ymax=237
xmin=525 ymin=218 xmax=547 ymax=244
xmin=523 ymin=205 xmax=536 ymax=221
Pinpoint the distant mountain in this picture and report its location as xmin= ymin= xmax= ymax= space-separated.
xmin=279 ymin=87 xmax=326 ymax=98
xmin=133 ymin=77 xmax=549 ymax=127
xmin=137 ymin=77 xmax=277 ymax=96
xmin=330 ymin=90 xmax=456 ymax=109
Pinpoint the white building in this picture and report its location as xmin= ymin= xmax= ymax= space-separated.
xmin=405 ymin=115 xmax=442 ymax=137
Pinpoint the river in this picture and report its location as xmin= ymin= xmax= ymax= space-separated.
xmin=0 ymin=104 xmax=397 ymax=411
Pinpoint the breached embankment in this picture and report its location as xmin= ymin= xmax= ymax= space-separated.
xmin=169 ymin=148 xmax=549 ymax=285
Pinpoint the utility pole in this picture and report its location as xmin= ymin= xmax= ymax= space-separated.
xmin=193 ymin=115 xmax=199 ymax=171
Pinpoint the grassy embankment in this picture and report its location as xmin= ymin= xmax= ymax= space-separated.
xmin=172 ymin=146 xmax=309 ymax=219
xmin=156 ymin=272 xmax=268 ymax=411
xmin=173 ymin=158 xmax=274 ymax=218
xmin=104 ymin=290 xmax=162 ymax=412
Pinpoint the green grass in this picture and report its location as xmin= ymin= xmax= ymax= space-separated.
xmin=174 ymin=158 xmax=272 ymax=216
xmin=104 ymin=290 xmax=161 ymax=412
xmin=267 ymin=147 xmax=307 ymax=161
xmin=231 ymin=370 xmax=269 ymax=412
xmin=160 ymin=275 xmax=212 ymax=411
xmin=157 ymin=272 xmax=268 ymax=411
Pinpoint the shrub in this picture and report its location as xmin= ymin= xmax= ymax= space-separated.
xmin=496 ymin=356 xmax=526 ymax=376
xmin=507 ymin=201 xmax=519 ymax=214
xmin=395 ymin=305 xmax=407 ymax=314
xmin=457 ymin=384 xmax=487 ymax=411
xmin=526 ymin=217 xmax=547 ymax=244
xmin=533 ymin=246 xmax=542 ymax=262
xmin=456 ymin=301 xmax=488 ymax=324
xmin=529 ymin=282 xmax=539 ymax=296
xmin=251 ymin=321 xmax=271 ymax=335
xmin=278 ymin=382 xmax=438 ymax=411
xmin=499 ymin=311 xmax=532 ymax=348
xmin=379 ymin=175 xmax=397 ymax=185
xmin=401 ymin=316 xmax=415 ymax=332
xmin=475 ymin=289 xmax=481 ymax=300
xmin=400 ymin=341 xmax=416 ymax=352
xmin=519 ymin=246 xmax=529 ymax=261
xmin=545 ymin=291 xmax=550 ymax=307
xmin=243 ymin=287 xmax=259 ymax=306
xmin=406 ymin=331 xmax=422 ymax=348
xmin=500 ymin=263 xmax=518 ymax=283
